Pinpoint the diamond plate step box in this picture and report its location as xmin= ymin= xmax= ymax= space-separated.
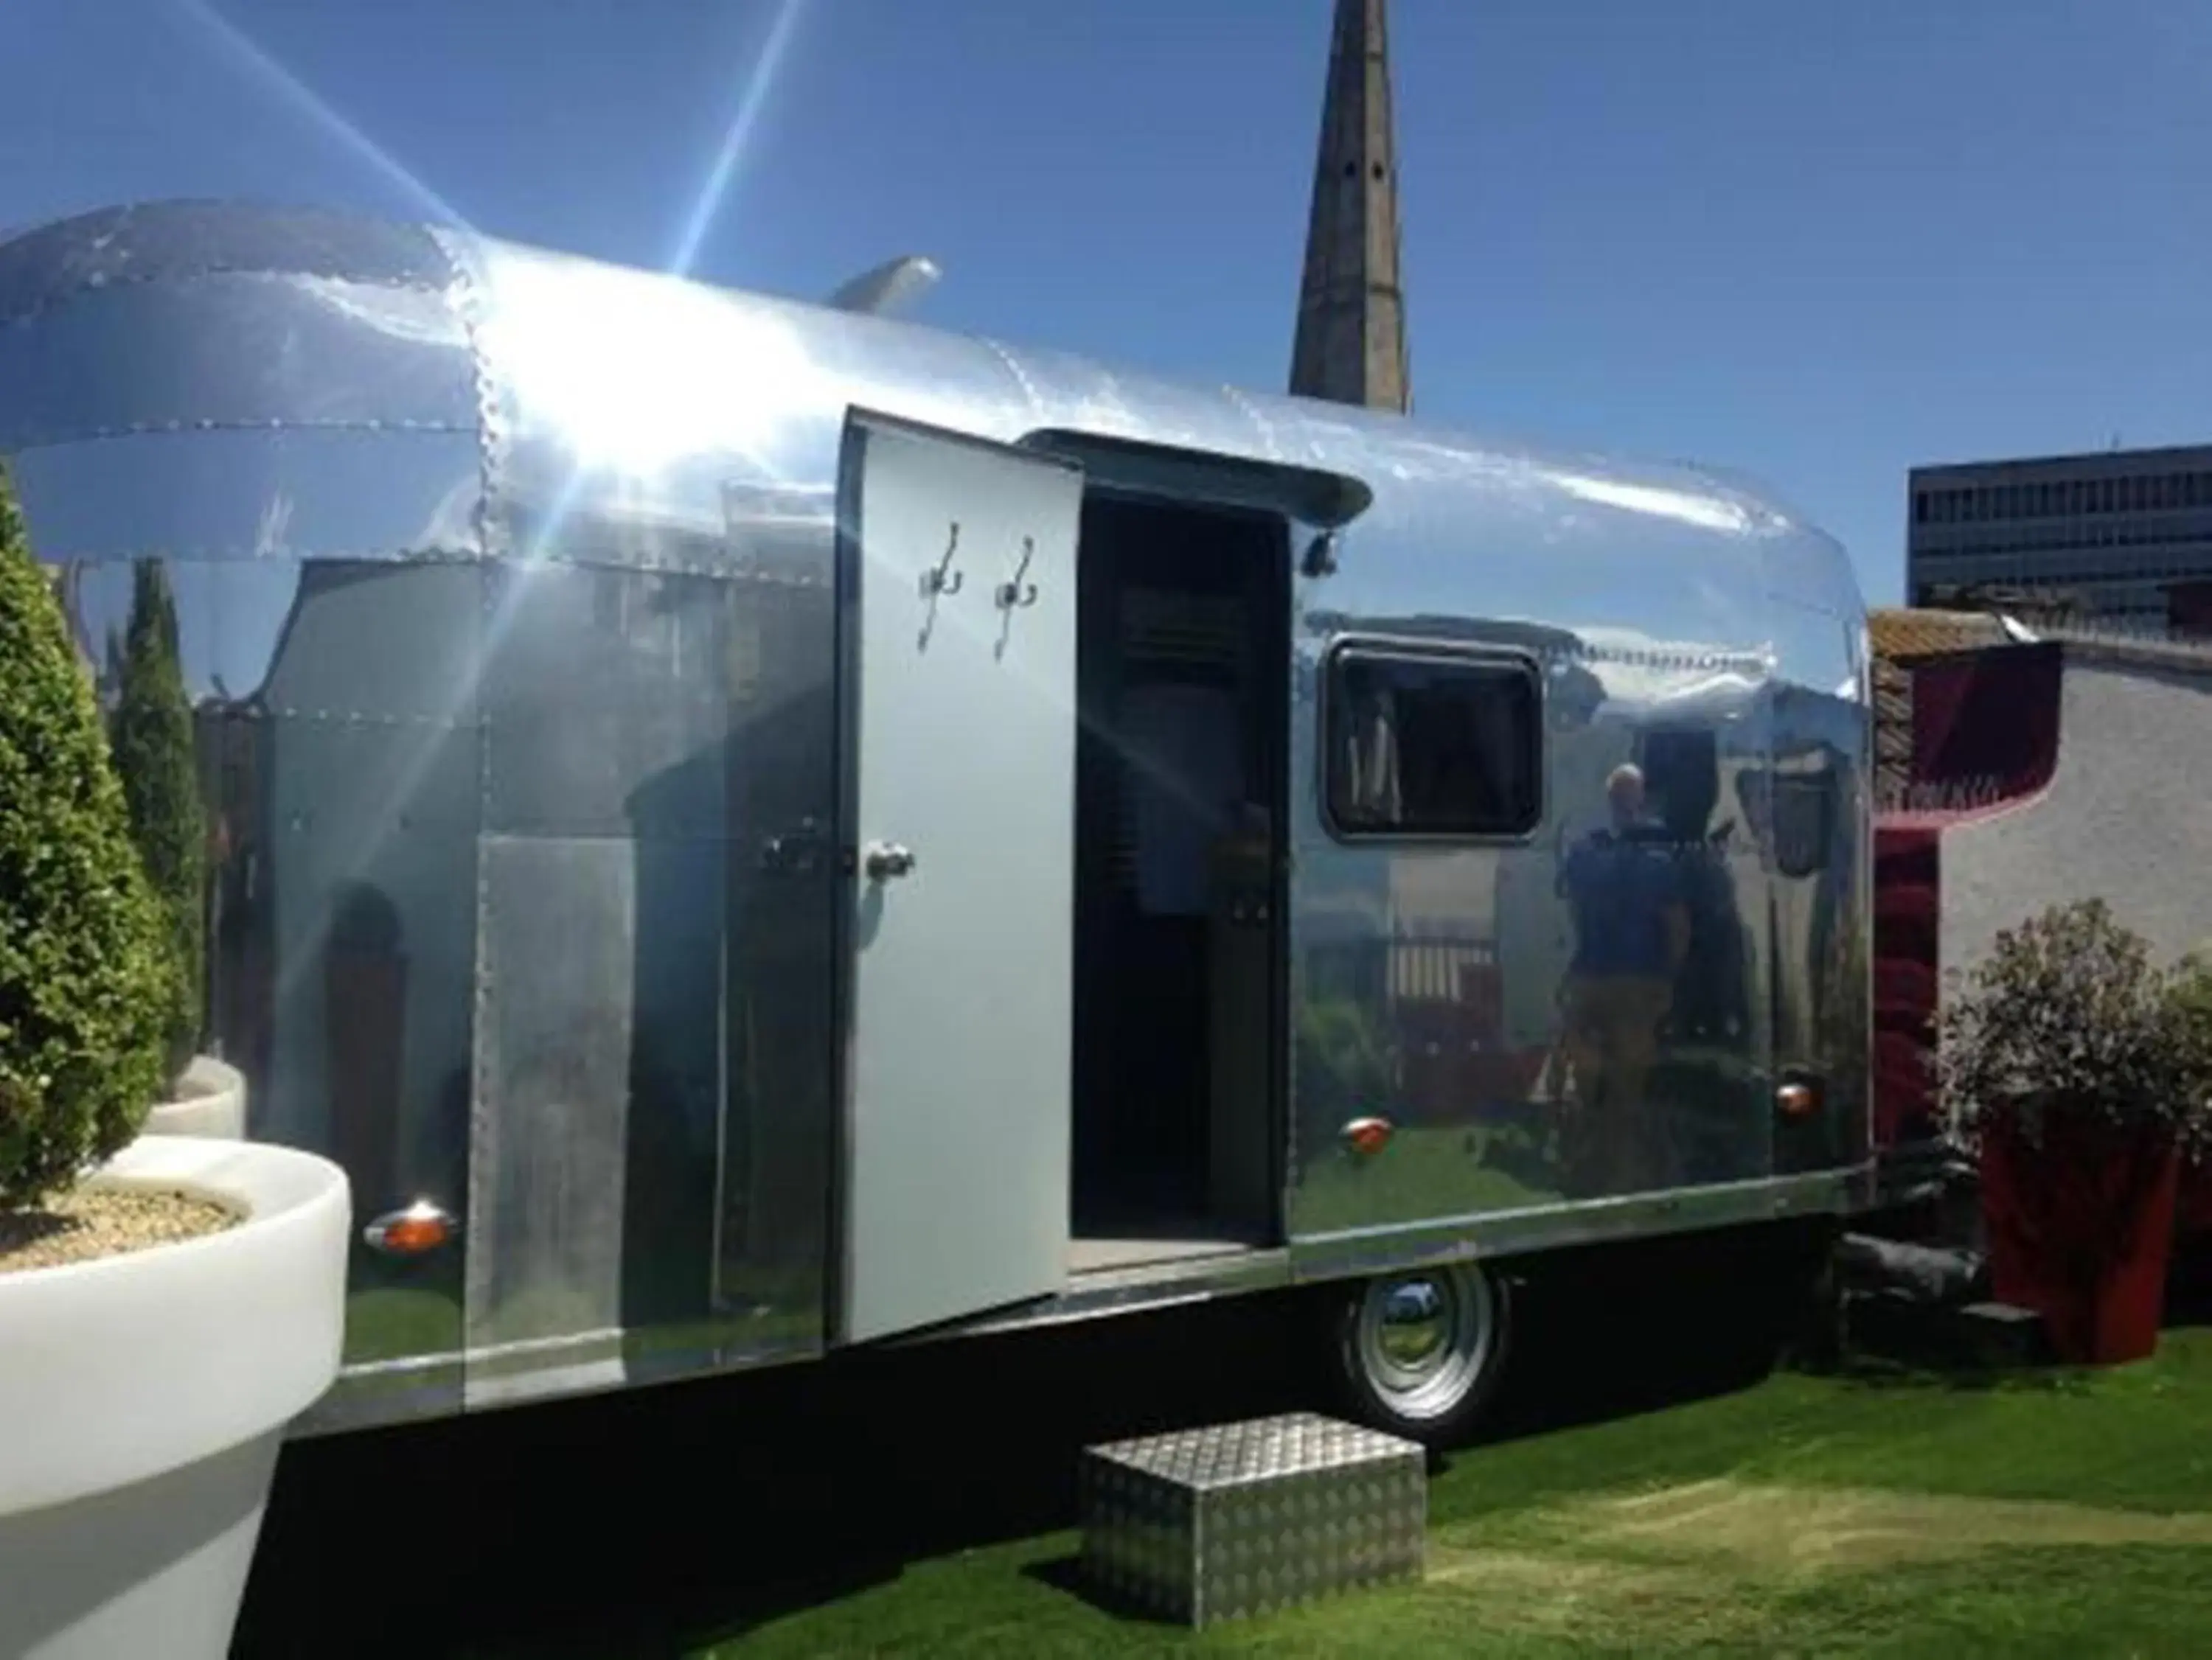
xmin=1079 ymin=1411 xmax=1426 ymax=1626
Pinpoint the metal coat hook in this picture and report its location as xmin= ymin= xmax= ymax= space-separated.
xmin=921 ymin=521 xmax=964 ymax=599
xmin=995 ymin=536 xmax=1038 ymax=610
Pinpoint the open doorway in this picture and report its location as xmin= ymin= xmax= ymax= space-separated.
xmin=1069 ymin=489 xmax=1289 ymax=1272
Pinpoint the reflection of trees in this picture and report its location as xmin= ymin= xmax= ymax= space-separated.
xmin=1295 ymin=996 xmax=1394 ymax=1151
xmin=195 ymin=689 xmax=271 ymax=1096
xmin=109 ymin=558 xmax=206 ymax=1083
xmin=193 ymin=564 xmax=307 ymax=1114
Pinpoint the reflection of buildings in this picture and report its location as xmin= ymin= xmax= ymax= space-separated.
xmin=197 ymin=559 xmax=478 ymax=1221
xmin=1307 ymin=608 xmax=1859 ymax=1142
xmin=183 ymin=519 xmax=835 ymax=1347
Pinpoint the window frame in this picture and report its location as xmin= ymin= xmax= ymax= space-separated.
xmin=1317 ymin=634 xmax=1548 ymax=846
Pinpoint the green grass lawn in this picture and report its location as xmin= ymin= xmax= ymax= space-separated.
xmin=693 ymin=1330 xmax=2212 ymax=1658
xmin=1293 ymin=1125 xmax=1560 ymax=1233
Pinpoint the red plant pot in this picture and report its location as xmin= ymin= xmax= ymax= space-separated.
xmin=1978 ymin=1110 xmax=2181 ymax=1366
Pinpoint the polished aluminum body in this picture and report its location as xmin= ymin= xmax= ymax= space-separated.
xmin=1079 ymin=1412 xmax=1426 ymax=1625
xmin=0 ymin=200 xmax=1872 ymax=1435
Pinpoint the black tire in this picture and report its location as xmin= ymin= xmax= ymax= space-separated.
xmin=1322 ymin=1260 xmax=1515 ymax=1447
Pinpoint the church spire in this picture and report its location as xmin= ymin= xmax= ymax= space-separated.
xmin=1290 ymin=0 xmax=1411 ymax=414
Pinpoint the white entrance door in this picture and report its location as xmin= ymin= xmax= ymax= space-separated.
xmin=835 ymin=411 xmax=1085 ymax=1343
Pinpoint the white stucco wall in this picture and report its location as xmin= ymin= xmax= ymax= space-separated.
xmin=1941 ymin=652 xmax=2212 ymax=980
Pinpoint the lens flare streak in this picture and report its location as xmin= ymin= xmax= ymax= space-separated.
xmin=170 ymin=0 xmax=471 ymax=230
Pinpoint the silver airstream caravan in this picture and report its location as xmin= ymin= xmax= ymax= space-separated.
xmin=0 ymin=200 xmax=1872 ymax=1444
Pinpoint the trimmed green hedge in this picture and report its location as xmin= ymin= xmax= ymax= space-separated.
xmin=0 ymin=465 xmax=173 ymax=1208
xmin=110 ymin=557 xmax=206 ymax=1084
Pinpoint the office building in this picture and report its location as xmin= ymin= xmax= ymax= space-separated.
xmin=1907 ymin=444 xmax=2212 ymax=629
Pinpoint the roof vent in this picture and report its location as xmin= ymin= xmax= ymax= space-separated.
xmin=824 ymin=255 xmax=941 ymax=318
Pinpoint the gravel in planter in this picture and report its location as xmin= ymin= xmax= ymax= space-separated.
xmin=0 ymin=1186 xmax=236 ymax=1274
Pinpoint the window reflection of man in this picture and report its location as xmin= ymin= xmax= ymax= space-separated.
xmin=1555 ymin=763 xmax=1691 ymax=1193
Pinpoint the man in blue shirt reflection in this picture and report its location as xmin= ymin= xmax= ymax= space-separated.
xmin=1556 ymin=763 xmax=1691 ymax=1193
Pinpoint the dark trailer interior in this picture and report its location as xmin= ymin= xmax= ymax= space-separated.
xmin=1067 ymin=488 xmax=1291 ymax=1272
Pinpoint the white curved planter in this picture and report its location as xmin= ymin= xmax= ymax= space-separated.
xmin=142 ymin=1054 xmax=248 ymax=1140
xmin=0 ymin=1135 xmax=350 ymax=1660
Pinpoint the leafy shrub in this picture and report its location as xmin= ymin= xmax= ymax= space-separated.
xmin=1937 ymin=899 xmax=2212 ymax=1158
xmin=0 ymin=466 xmax=173 ymax=1208
xmin=108 ymin=558 xmax=206 ymax=1084
xmin=2164 ymin=949 xmax=2212 ymax=1164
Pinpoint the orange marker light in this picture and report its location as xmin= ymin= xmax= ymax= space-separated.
xmin=1343 ymin=1116 xmax=1395 ymax=1156
xmin=364 ymin=1200 xmax=455 ymax=1256
xmin=1776 ymin=1081 xmax=1821 ymax=1121
xmin=382 ymin=1213 xmax=450 ymax=1253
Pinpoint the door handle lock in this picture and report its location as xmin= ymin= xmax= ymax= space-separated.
xmin=863 ymin=840 xmax=917 ymax=882
xmin=760 ymin=817 xmax=826 ymax=874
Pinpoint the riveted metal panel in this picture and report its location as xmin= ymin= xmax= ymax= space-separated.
xmin=10 ymin=426 xmax=483 ymax=563
xmin=0 ymin=271 xmax=474 ymax=451
xmin=0 ymin=199 xmax=456 ymax=322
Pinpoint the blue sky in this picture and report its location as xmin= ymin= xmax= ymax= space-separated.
xmin=10 ymin=0 xmax=2211 ymax=606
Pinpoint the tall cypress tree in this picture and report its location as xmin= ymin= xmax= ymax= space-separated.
xmin=108 ymin=557 xmax=206 ymax=1087
xmin=0 ymin=467 xmax=171 ymax=1206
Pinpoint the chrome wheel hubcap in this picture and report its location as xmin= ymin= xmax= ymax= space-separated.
xmin=1355 ymin=1264 xmax=1496 ymax=1423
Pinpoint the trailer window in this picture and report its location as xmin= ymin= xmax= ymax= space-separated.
xmin=1325 ymin=646 xmax=1542 ymax=838
xmin=1736 ymin=764 xmax=1837 ymax=879
xmin=1770 ymin=770 xmax=1836 ymax=879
